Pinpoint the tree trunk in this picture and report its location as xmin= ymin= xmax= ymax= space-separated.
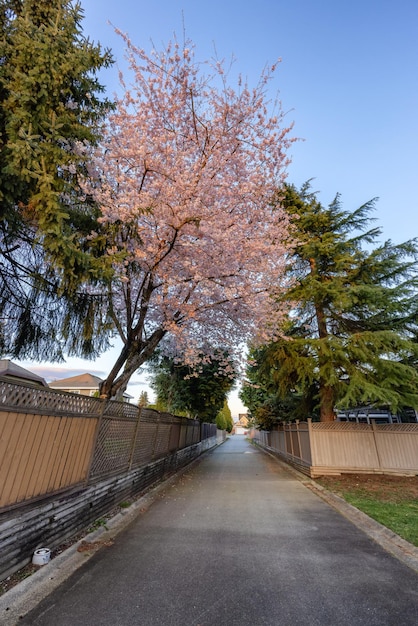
xmin=310 ymin=263 xmax=336 ymax=422
xmin=319 ymin=384 xmax=336 ymax=422
xmin=99 ymin=328 xmax=167 ymax=399
xmin=99 ymin=342 xmax=131 ymax=398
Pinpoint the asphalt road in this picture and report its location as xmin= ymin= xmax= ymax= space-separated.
xmin=18 ymin=436 xmax=418 ymax=625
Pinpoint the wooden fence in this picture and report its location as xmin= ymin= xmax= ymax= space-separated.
xmin=0 ymin=377 xmax=216 ymax=511
xmin=251 ymin=419 xmax=418 ymax=477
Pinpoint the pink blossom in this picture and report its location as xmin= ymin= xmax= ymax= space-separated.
xmin=82 ymin=34 xmax=296 ymax=397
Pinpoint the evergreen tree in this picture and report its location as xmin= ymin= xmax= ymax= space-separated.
xmin=249 ymin=182 xmax=418 ymax=422
xmin=0 ymin=0 xmax=113 ymax=360
xmin=216 ymin=399 xmax=233 ymax=432
xmin=149 ymin=351 xmax=237 ymax=423
xmin=138 ymin=391 xmax=149 ymax=408
xmin=240 ymin=344 xmax=319 ymax=428
xmin=1 ymin=0 xmax=113 ymax=274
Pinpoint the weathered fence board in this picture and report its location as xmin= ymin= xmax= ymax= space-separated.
xmin=309 ymin=423 xmax=380 ymax=470
xmin=0 ymin=411 xmax=98 ymax=508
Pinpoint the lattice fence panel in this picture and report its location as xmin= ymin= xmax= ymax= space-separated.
xmin=103 ymin=400 xmax=140 ymax=420
xmin=311 ymin=421 xmax=418 ymax=433
xmin=153 ymin=414 xmax=174 ymax=458
xmin=89 ymin=417 xmax=136 ymax=478
xmin=168 ymin=417 xmax=182 ymax=451
xmin=312 ymin=421 xmax=371 ymax=431
xmin=376 ymin=423 xmax=418 ymax=432
xmin=192 ymin=422 xmax=201 ymax=444
xmin=201 ymin=423 xmax=217 ymax=440
xmin=132 ymin=422 xmax=157 ymax=467
xmin=0 ymin=377 xmax=102 ymax=416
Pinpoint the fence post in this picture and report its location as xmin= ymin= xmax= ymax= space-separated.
xmin=168 ymin=414 xmax=174 ymax=454
xmin=285 ymin=423 xmax=289 ymax=456
xmin=288 ymin=422 xmax=295 ymax=457
xmin=175 ymin=417 xmax=181 ymax=451
xmin=371 ymin=420 xmax=383 ymax=470
xmin=295 ymin=420 xmax=302 ymax=460
xmin=151 ymin=413 xmax=161 ymax=459
xmin=307 ymin=418 xmax=315 ymax=471
xmin=128 ymin=406 xmax=143 ymax=471
xmin=85 ymin=398 xmax=108 ymax=485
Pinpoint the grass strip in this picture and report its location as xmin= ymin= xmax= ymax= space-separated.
xmin=341 ymin=495 xmax=418 ymax=547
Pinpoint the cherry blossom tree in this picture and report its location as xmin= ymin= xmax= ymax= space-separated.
xmin=85 ymin=35 xmax=295 ymax=399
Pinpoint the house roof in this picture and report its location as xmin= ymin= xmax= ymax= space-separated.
xmin=0 ymin=359 xmax=49 ymax=387
xmin=49 ymin=373 xmax=133 ymax=400
xmin=49 ymin=373 xmax=103 ymax=389
xmin=237 ymin=414 xmax=249 ymax=426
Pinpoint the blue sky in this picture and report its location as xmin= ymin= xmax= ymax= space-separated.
xmin=79 ymin=0 xmax=418 ymax=245
xmin=17 ymin=0 xmax=418 ymax=415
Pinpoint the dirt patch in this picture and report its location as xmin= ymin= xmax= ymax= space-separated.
xmin=77 ymin=539 xmax=114 ymax=553
xmin=317 ymin=473 xmax=418 ymax=503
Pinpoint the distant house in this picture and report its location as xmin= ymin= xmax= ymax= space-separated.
xmin=0 ymin=359 xmax=49 ymax=388
xmin=237 ymin=413 xmax=249 ymax=427
xmin=234 ymin=413 xmax=249 ymax=435
xmin=49 ymin=373 xmax=133 ymax=403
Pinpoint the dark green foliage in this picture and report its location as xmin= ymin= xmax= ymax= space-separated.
xmin=149 ymin=351 xmax=237 ymax=423
xmin=239 ymin=343 xmax=319 ymax=429
xmin=0 ymin=0 xmax=114 ymax=360
xmin=0 ymin=1 xmax=113 ymax=240
xmin=216 ymin=399 xmax=233 ymax=432
xmin=0 ymin=226 xmax=112 ymax=360
xmin=242 ymin=182 xmax=418 ymax=423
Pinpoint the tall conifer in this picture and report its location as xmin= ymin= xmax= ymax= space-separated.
xmin=245 ymin=183 xmax=418 ymax=422
xmin=0 ymin=1 xmax=113 ymax=359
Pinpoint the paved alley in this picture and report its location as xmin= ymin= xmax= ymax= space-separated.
xmin=17 ymin=436 xmax=418 ymax=625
